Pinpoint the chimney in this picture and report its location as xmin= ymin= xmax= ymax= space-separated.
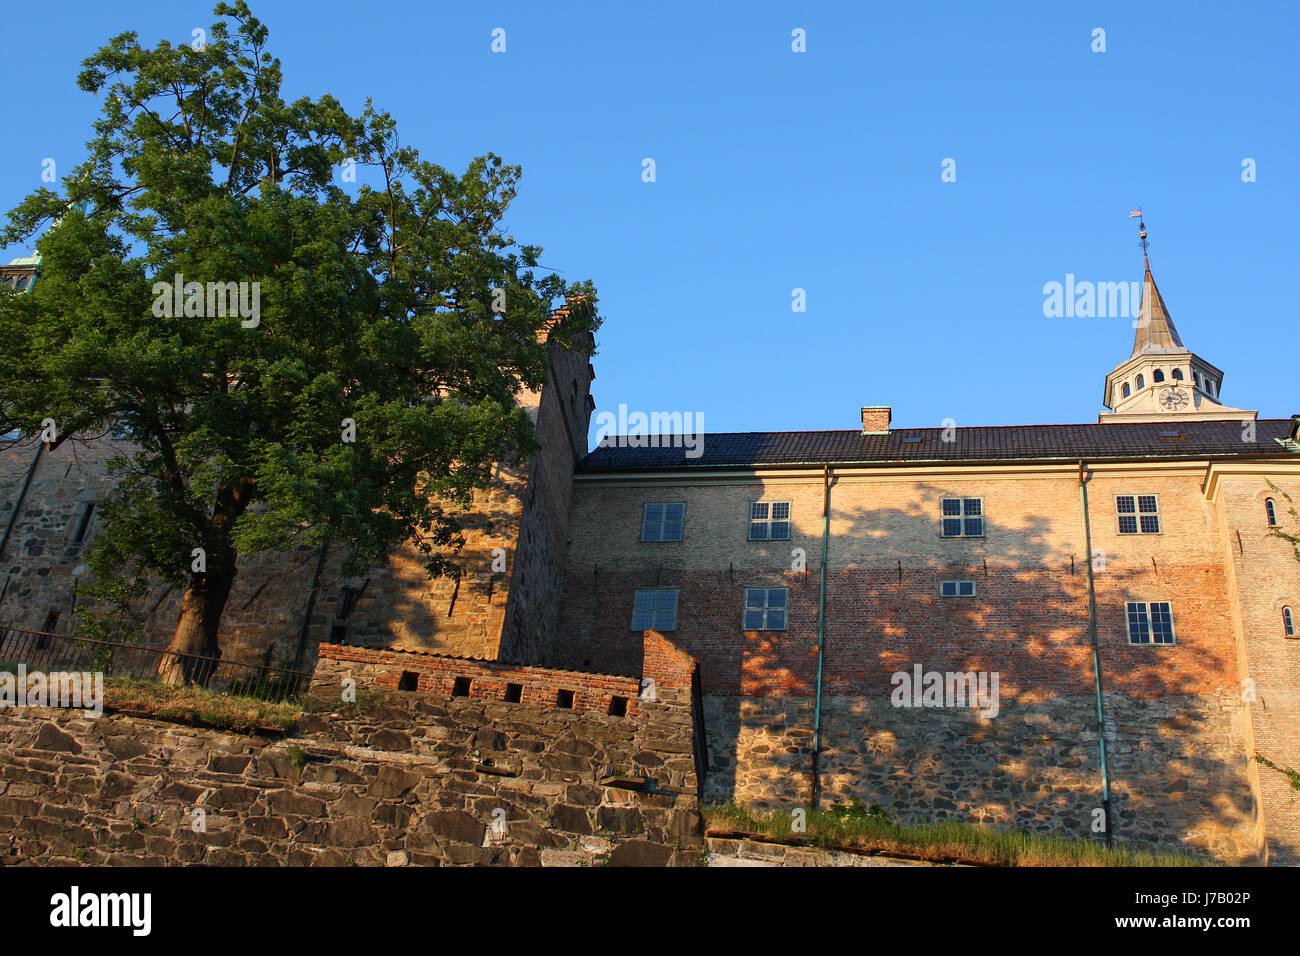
xmin=861 ymin=406 xmax=891 ymax=435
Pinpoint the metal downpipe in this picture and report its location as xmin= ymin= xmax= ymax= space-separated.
xmin=1079 ymin=459 xmax=1113 ymax=847
xmin=810 ymin=464 xmax=832 ymax=810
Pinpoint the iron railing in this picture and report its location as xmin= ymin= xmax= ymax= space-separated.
xmin=0 ymin=626 xmax=309 ymax=703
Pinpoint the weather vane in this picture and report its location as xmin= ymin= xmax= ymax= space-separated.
xmin=1129 ymin=207 xmax=1148 ymax=258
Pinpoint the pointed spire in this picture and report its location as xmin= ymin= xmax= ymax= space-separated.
xmin=1130 ymin=260 xmax=1186 ymax=356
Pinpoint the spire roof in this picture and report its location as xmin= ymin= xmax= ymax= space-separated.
xmin=1130 ymin=258 xmax=1186 ymax=356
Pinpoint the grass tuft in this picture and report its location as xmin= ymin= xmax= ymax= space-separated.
xmin=702 ymin=798 xmax=1211 ymax=867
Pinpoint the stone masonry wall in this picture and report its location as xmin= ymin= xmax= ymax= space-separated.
xmin=703 ymin=689 xmax=1256 ymax=863
xmin=0 ymin=633 xmax=704 ymax=867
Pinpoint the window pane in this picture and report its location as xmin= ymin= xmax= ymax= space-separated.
xmin=1127 ymin=603 xmax=1150 ymax=644
xmin=643 ymin=524 xmax=662 ymax=541
xmin=664 ymin=503 xmax=685 ymax=520
xmin=632 ymin=610 xmax=654 ymax=630
xmin=654 ymin=609 xmax=677 ymax=630
xmin=644 ymin=503 xmax=664 ymax=520
xmin=750 ymin=522 xmax=769 ymax=540
xmin=941 ymin=582 xmax=956 ymax=596
xmin=1116 ymin=496 xmax=1135 ymax=514
xmin=1138 ymin=496 xmax=1158 ymax=513
xmin=1150 ymin=603 xmax=1174 ymax=644
xmin=1139 ymin=514 xmax=1160 ymax=534
xmin=771 ymin=521 xmax=790 ymax=539
xmin=941 ymin=499 xmax=961 ymax=516
xmin=963 ymin=499 xmax=982 ymax=516
xmin=655 ymin=591 xmax=677 ymax=610
xmin=767 ymin=589 xmax=787 ymax=608
xmin=771 ymin=502 xmax=791 ymax=520
xmin=959 ymin=581 xmax=975 ymax=596
xmin=751 ymin=502 xmax=768 ymax=520
xmin=635 ymin=591 xmax=655 ymax=609
xmin=1118 ymin=516 xmax=1137 ymax=534
xmin=964 ymin=517 xmax=983 ymax=536
xmin=767 ymin=609 xmax=786 ymax=629
xmin=661 ymin=522 xmax=683 ymax=541
xmin=743 ymin=610 xmax=764 ymax=629
xmin=942 ymin=518 xmax=962 ymax=537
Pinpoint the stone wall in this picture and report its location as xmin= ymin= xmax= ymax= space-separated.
xmin=702 ymin=689 xmax=1257 ymax=863
xmin=0 ymin=633 xmax=704 ymax=867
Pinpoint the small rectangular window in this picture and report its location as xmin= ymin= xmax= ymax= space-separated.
xmin=1117 ymin=495 xmax=1160 ymax=534
xmin=940 ymin=580 xmax=976 ymax=597
xmin=631 ymin=588 xmax=678 ymax=631
xmin=556 ymin=689 xmax=575 ymax=709
xmin=452 ymin=676 xmax=472 ymax=697
xmin=398 ymin=671 xmax=419 ymax=691
xmin=641 ymin=502 xmax=685 ymax=542
xmin=940 ymin=497 xmax=983 ymax=537
xmin=743 ymin=587 xmax=788 ymax=630
xmin=1126 ymin=601 xmax=1175 ymax=645
xmin=504 ymin=683 xmax=523 ymax=703
xmin=608 ymin=696 xmax=628 ymax=717
xmin=749 ymin=501 xmax=791 ymax=540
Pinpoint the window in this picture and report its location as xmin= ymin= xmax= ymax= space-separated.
xmin=608 ymin=696 xmax=628 ymax=716
xmin=1266 ymin=498 xmax=1278 ymax=526
xmin=1116 ymin=495 xmax=1160 ymax=534
xmin=631 ymin=588 xmax=678 ymax=631
xmin=1126 ymin=601 xmax=1175 ymax=645
xmin=641 ymin=502 xmax=684 ymax=542
xmin=1136 ymin=374 xmax=1145 ymax=390
xmin=743 ymin=587 xmax=788 ymax=630
xmin=1121 ymin=383 xmax=1131 ymax=399
xmin=556 ymin=689 xmax=575 ymax=709
xmin=940 ymin=580 xmax=976 ymax=597
xmin=1172 ymin=368 xmax=1184 ymax=381
xmin=1153 ymin=369 xmax=1165 ymax=383
xmin=749 ymin=501 xmax=791 ymax=540
xmin=940 ymin=498 xmax=983 ymax=537
xmin=452 ymin=677 xmax=472 ymax=697
xmin=504 ymin=683 xmax=523 ymax=703
xmin=1284 ymin=607 xmax=1294 ymax=637
xmin=398 ymin=671 xmax=419 ymax=691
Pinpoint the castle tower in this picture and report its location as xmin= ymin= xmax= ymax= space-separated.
xmin=1099 ymin=257 xmax=1256 ymax=424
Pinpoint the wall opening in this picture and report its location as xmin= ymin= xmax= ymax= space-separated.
xmin=556 ymin=689 xmax=575 ymax=709
xmin=504 ymin=683 xmax=523 ymax=703
xmin=397 ymin=671 xmax=419 ymax=691
xmin=452 ymin=676 xmax=472 ymax=697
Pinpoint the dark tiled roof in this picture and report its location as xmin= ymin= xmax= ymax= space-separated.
xmin=578 ymin=419 xmax=1299 ymax=471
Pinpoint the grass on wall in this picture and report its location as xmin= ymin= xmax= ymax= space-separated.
xmin=102 ymin=677 xmax=300 ymax=733
xmin=703 ymin=798 xmax=1211 ymax=867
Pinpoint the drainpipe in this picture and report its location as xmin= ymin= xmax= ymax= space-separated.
xmin=0 ymin=443 xmax=43 ymax=561
xmin=1078 ymin=460 xmax=1113 ymax=847
xmin=810 ymin=464 xmax=832 ymax=810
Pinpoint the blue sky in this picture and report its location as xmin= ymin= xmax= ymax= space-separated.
xmin=2 ymin=1 xmax=1295 ymax=445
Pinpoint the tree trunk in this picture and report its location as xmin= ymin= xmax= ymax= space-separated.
xmin=157 ymin=571 xmax=235 ymax=687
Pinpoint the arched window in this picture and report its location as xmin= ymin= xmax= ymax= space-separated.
xmin=1266 ymin=498 xmax=1278 ymax=526
xmin=1121 ymin=382 xmax=1131 ymax=399
xmin=1136 ymin=374 xmax=1145 ymax=390
xmin=1153 ymin=369 xmax=1165 ymax=383
xmin=1172 ymin=368 xmax=1184 ymax=380
xmin=1285 ymin=606 xmax=1295 ymax=637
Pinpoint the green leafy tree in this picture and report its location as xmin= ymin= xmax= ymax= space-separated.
xmin=0 ymin=2 xmax=598 ymax=684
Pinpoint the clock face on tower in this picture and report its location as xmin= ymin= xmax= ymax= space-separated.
xmin=1160 ymin=386 xmax=1188 ymax=410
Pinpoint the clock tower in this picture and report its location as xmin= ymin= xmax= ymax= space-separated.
xmin=1098 ymin=257 xmax=1256 ymax=424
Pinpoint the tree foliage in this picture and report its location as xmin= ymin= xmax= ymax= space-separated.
xmin=0 ymin=2 xmax=598 ymax=650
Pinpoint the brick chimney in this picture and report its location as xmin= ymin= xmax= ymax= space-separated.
xmin=861 ymin=406 xmax=891 ymax=434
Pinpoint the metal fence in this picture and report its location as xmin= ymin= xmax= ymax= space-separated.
xmin=0 ymin=627 xmax=310 ymax=703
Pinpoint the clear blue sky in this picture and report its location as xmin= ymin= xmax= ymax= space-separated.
xmin=2 ymin=1 xmax=1295 ymax=444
